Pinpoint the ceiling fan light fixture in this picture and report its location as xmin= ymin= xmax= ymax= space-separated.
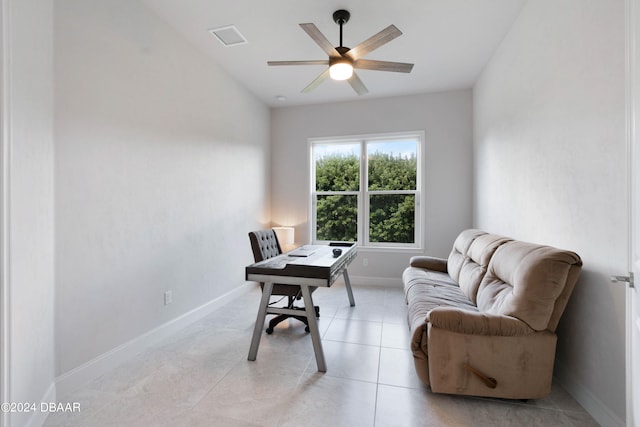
xmin=329 ymin=61 xmax=353 ymax=80
xmin=267 ymin=9 xmax=412 ymax=95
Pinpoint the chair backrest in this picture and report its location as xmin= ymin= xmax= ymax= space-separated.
xmin=248 ymin=229 xmax=282 ymax=262
xmin=248 ymin=229 xmax=302 ymax=297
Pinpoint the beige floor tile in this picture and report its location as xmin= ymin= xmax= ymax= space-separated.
xmin=380 ymin=322 xmax=411 ymax=350
xmin=305 ymin=340 xmax=380 ymax=383
xmin=44 ymin=284 xmax=599 ymax=427
xmin=375 ymin=384 xmax=473 ymax=427
xmin=278 ymin=374 xmax=377 ymax=427
xmin=378 ymin=347 xmax=424 ymax=389
xmin=323 ymin=318 xmax=383 ymax=346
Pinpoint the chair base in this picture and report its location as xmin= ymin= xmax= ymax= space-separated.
xmin=265 ymin=306 xmax=320 ymax=334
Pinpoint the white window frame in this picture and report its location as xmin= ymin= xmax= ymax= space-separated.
xmin=309 ymin=131 xmax=424 ymax=250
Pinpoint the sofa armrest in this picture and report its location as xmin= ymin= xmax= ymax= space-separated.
xmin=409 ymin=256 xmax=448 ymax=272
xmin=428 ymin=307 xmax=535 ymax=336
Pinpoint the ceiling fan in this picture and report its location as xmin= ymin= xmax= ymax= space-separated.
xmin=267 ymin=10 xmax=414 ymax=96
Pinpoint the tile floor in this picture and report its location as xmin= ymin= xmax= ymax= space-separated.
xmin=45 ymin=283 xmax=600 ymax=427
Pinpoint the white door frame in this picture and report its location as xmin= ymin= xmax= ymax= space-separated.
xmin=626 ymin=0 xmax=639 ymax=426
xmin=1 ymin=0 xmax=11 ymax=426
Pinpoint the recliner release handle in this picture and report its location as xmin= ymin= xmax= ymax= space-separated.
xmin=463 ymin=363 xmax=498 ymax=389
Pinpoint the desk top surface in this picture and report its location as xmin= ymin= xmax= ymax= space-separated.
xmin=246 ymin=243 xmax=357 ymax=280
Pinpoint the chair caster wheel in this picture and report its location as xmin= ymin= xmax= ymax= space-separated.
xmin=305 ymin=326 xmax=310 ymax=333
xmin=266 ymin=328 xmax=273 ymax=334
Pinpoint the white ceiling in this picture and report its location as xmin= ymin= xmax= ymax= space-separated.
xmin=140 ymin=0 xmax=526 ymax=107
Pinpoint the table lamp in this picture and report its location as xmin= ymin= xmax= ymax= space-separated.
xmin=273 ymin=226 xmax=295 ymax=252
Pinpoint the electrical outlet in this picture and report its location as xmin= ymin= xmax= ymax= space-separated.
xmin=164 ymin=291 xmax=173 ymax=306
xmin=363 ymin=258 xmax=369 ymax=267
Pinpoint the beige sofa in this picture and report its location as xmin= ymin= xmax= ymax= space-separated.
xmin=402 ymin=229 xmax=582 ymax=399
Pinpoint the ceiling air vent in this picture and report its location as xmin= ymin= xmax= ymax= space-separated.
xmin=208 ymin=25 xmax=248 ymax=47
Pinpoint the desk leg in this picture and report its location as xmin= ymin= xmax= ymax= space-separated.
xmin=300 ymin=285 xmax=326 ymax=372
xmin=248 ymin=282 xmax=273 ymax=361
xmin=343 ymin=269 xmax=355 ymax=307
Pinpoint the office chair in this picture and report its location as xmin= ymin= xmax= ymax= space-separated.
xmin=248 ymin=229 xmax=319 ymax=334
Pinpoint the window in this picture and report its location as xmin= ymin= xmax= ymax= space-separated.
xmin=310 ymin=132 xmax=423 ymax=248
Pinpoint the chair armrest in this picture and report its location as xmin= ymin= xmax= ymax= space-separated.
xmin=427 ymin=307 xmax=535 ymax=336
xmin=409 ymin=256 xmax=448 ymax=272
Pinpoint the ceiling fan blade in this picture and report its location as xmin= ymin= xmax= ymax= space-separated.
xmin=302 ymin=68 xmax=330 ymax=93
xmin=348 ymin=72 xmax=368 ymax=96
xmin=354 ymin=59 xmax=414 ymax=73
xmin=347 ymin=25 xmax=402 ymax=60
xmin=268 ymin=60 xmax=329 ymax=66
xmin=299 ymin=23 xmax=341 ymax=57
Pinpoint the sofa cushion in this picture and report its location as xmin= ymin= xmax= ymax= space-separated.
xmin=446 ymin=229 xmax=486 ymax=283
xmin=404 ymin=268 xmax=478 ymax=357
xmin=457 ymin=234 xmax=511 ymax=303
xmin=476 ymin=241 xmax=582 ymax=331
xmin=403 ymin=267 xmax=458 ymax=303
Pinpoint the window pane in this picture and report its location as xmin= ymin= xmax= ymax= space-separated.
xmin=316 ymin=195 xmax=357 ymax=241
xmin=369 ymin=194 xmax=415 ymax=243
xmin=314 ymin=143 xmax=360 ymax=191
xmin=367 ymin=140 xmax=417 ymax=190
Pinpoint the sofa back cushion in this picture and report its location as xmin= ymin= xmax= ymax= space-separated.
xmin=476 ymin=241 xmax=582 ymax=331
xmin=447 ymin=229 xmax=486 ymax=283
xmin=457 ymin=234 xmax=512 ymax=303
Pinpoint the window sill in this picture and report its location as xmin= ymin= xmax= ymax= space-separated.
xmin=353 ymin=245 xmax=424 ymax=254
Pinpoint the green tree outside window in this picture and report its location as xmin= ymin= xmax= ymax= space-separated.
xmin=313 ymin=137 xmax=420 ymax=246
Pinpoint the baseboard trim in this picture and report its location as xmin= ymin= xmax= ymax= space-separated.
xmin=55 ymin=282 xmax=255 ymax=399
xmin=554 ymin=359 xmax=625 ymax=427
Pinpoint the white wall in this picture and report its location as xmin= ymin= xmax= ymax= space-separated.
xmin=54 ymin=0 xmax=270 ymax=379
xmin=474 ymin=0 xmax=626 ymax=425
xmin=2 ymin=0 xmax=56 ymax=426
xmin=271 ymin=91 xmax=473 ymax=282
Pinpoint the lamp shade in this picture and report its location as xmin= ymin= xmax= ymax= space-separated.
xmin=273 ymin=226 xmax=294 ymax=246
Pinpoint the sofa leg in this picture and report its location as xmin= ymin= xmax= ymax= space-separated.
xmin=463 ymin=364 xmax=497 ymax=389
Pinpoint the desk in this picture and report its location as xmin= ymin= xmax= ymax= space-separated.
xmin=245 ymin=243 xmax=357 ymax=372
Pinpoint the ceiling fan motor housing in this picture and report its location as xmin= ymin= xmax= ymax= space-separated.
xmin=335 ymin=46 xmax=351 ymax=57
